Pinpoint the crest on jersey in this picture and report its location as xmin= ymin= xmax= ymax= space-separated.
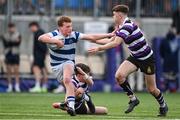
xmin=147 ymin=66 xmax=151 ymax=74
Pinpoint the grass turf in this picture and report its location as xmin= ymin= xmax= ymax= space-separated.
xmin=0 ymin=92 xmax=180 ymax=120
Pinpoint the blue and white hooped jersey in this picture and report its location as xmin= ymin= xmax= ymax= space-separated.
xmin=48 ymin=29 xmax=83 ymax=67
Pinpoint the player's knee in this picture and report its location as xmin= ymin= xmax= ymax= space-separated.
xmin=75 ymin=89 xmax=84 ymax=97
xmin=147 ymin=88 xmax=157 ymax=96
xmin=63 ymin=77 xmax=71 ymax=85
xmin=115 ymin=72 xmax=126 ymax=83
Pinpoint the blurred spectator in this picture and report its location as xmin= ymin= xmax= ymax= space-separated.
xmin=0 ymin=0 xmax=6 ymax=14
xmin=13 ymin=0 xmax=35 ymax=15
xmin=1 ymin=23 xmax=21 ymax=92
xmin=29 ymin=21 xmax=48 ymax=93
xmin=160 ymin=29 xmax=179 ymax=92
xmin=172 ymin=6 xmax=180 ymax=35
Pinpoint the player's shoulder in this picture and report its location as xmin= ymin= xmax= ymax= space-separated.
xmin=49 ymin=29 xmax=60 ymax=36
xmin=69 ymin=31 xmax=81 ymax=39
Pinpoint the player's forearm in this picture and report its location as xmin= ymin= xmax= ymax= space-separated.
xmin=98 ymin=40 xmax=119 ymax=51
xmin=95 ymin=37 xmax=115 ymax=45
xmin=38 ymin=34 xmax=57 ymax=44
xmin=88 ymin=33 xmax=113 ymax=42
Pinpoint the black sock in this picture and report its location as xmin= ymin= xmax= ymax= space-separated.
xmin=154 ymin=92 xmax=166 ymax=107
xmin=120 ymin=80 xmax=134 ymax=96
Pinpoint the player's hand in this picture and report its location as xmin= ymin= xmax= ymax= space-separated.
xmin=51 ymin=38 xmax=64 ymax=48
xmin=107 ymin=33 xmax=115 ymax=38
xmin=56 ymin=40 xmax=64 ymax=48
xmin=88 ymin=47 xmax=100 ymax=55
xmin=76 ymin=67 xmax=86 ymax=75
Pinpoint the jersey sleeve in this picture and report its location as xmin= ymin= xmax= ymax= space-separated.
xmin=115 ymin=24 xmax=133 ymax=40
xmin=74 ymin=31 xmax=84 ymax=41
xmin=47 ymin=30 xmax=58 ymax=38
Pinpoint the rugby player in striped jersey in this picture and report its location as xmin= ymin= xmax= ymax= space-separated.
xmin=88 ymin=5 xmax=168 ymax=117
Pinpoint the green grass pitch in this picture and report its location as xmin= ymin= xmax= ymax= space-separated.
xmin=0 ymin=92 xmax=180 ymax=120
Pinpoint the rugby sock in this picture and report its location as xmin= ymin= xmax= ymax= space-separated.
xmin=120 ymin=80 xmax=135 ymax=100
xmin=8 ymin=84 xmax=12 ymax=90
xmin=35 ymin=81 xmax=40 ymax=88
xmin=154 ymin=92 xmax=166 ymax=108
xmin=67 ymin=96 xmax=75 ymax=110
xmin=129 ymin=95 xmax=136 ymax=101
xmin=42 ymin=84 xmax=47 ymax=89
xmin=83 ymin=94 xmax=90 ymax=101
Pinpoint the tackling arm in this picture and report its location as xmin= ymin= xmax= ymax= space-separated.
xmin=81 ymin=33 xmax=114 ymax=43
xmin=95 ymin=36 xmax=116 ymax=45
xmin=88 ymin=36 xmax=123 ymax=54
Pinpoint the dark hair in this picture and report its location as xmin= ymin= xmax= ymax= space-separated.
xmin=57 ymin=16 xmax=72 ymax=27
xmin=8 ymin=23 xmax=15 ymax=28
xmin=29 ymin=21 xmax=39 ymax=27
xmin=75 ymin=63 xmax=91 ymax=75
xmin=112 ymin=5 xmax=129 ymax=14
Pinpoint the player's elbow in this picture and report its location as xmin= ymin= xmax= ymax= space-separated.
xmin=38 ymin=35 xmax=43 ymax=42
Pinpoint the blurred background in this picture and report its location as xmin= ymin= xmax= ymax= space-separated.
xmin=0 ymin=0 xmax=180 ymax=93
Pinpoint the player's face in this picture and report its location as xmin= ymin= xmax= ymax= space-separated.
xmin=113 ymin=11 xmax=122 ymax=25
xmin=60 ymin=22 xmax=72 ymax=36
xmin=76 ymin=74 xmax=85 ymax=82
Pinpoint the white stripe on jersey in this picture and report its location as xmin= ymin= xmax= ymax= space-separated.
xmin=120 ymin=29 xmax=129 ymax=35
xmin=60 ymin=43 xmax=76 ymax=50
xmin=131 ymin=27 xmax=141 ymax=35
xmin=138 ymin=50 xmax=153 ymax=60
xmin=128 ymin=36 xmax=145 ymax=47
xmin=124 ymin=23 xmax=133 ymax=27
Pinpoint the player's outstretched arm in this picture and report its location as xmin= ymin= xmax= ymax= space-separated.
xmin=88 ymin=36 xmax=123 ymax=54
xmin=95 ymin=36 xmax=116 ymax=45
xmin=81 ymin=33 xmax=114 ymax=42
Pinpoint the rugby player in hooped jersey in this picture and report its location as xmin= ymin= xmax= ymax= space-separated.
xmin=88 ymin=5 xmax=168 ymax=116
xmin=38 ymin=16 xmax=114 ymax=116
xmin=52 ymin=63 xmax=108 ymax=115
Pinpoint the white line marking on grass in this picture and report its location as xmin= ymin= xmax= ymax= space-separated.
xmin=0 ymin=112 xmax=65 ymax=117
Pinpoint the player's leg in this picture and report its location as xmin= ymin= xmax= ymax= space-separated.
xmin=29 ymin=65 xmax=42 ymax=92
xmin=115 ymin=60 xmax=139 ymax=113
xmin=13 ymin=64 xmax=20 ymax=92
xmin=144 ymin=74 xmax=168 ymax=116
xmin=41 ymin=67 xmax=48 ymax=92
xmin=63 ymin=62 xmax=76 ymax=116
xmin=75 ymin=88 xmax=95 ymax=113
xmin=92 ymin=106 xmax=108 ymax=115
xmin=6 ymin=64 xmax=13 ymax=92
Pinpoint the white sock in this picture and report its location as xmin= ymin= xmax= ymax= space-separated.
xmin=84 ymin=94 xmax=90 ymax=101
xmin=15 ymin=83 xmax=19 ymax=88
xmin=68 ymin=101 xmax=75 ymax=110
xmin=160 ymin=103 xmax=166 ymax=108
xmin=8 ymin=84 xmax=12 ymax=89
xmin=129 ymin=95 xmax=136 ymax=101
xmin=67 ymin=96 xmax=75 ymax=110
xmin=35 ymin=81 xmax=40 ymax=88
